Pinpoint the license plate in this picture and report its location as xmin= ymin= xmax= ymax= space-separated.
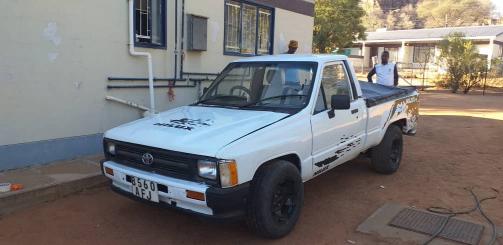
xmin=130 ymin=176 xmax=159 ymax=203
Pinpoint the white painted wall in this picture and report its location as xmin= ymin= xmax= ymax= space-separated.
xmin=477 ymin=44 xmax=491 ymax=56
xmin=0 ymin=0 xmax=314 ymax=146
xmin=183 ymin=2 xmax=313 ymax=72
xmin=274 ymin=8 xmax=314 ymax=54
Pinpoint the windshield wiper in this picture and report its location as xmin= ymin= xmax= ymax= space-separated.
xmin=195 ymin=96 xmax=232 ymax=105
xmin=239 ymin=94 xmax=306 ymax=108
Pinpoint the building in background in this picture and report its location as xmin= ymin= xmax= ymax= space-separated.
xmin=0 ymin=0 xmax=314 ymax=171
xmin=350 ymin=25 xmax=503 ymax=70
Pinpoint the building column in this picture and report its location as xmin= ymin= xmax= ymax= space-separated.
xmin=400 ymin=41 xmax=406 ymax=63
xmin=361 ymin=42 xmax=366 ymax=73
xmin=488 ymin=37 xmax=494 ymax=69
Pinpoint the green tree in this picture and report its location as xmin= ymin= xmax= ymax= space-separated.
xmin=463 ymin=56 xmax=488 ymax=93
xmin=397 ymin=4 xmax=418 ymax=29
xmin=417 ymin=0 xmax=493 ymax=28
xmin=439 ymin=33 xmax=487 ymax=93
xmin=361 ymin=0 xmax=385 ymax=31
xmin=380 ymin=4 xmax=418 ymax=30
xmin=385 ymin=11 xmax=398 ymax=29
xmin=313 ymin=0 xmax=366 ymax=53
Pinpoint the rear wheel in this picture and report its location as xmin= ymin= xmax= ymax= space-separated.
xmin=246 ymin=160 xmax=303 ymax=238
xmin=371 ymin=124 xmax=403 ymax=174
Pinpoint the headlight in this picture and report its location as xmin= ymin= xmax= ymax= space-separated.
xmin=219 ymin=160 xmax=238 ymax=188
xmin=107 ymin=142 xmax=116 ymax=155
xmin=197 ymin=160 xmax=217 ymax=180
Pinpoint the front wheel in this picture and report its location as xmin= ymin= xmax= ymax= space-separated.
xmin=371 ymin=124 xmax=403 ymax=174
xmin=246 ymin=160 xmax=304 ymax=238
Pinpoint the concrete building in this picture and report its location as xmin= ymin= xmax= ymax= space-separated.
xmin=0 ymin=0 xmax=315 ymax=171
xmin=351 ymin=25 xmax=503 ymax=69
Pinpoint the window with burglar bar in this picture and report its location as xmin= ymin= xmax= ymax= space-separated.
xmin=413 ymin=46 xmax=435 ymax=63
xmin=135 ymin=0 xmax=166 ymax=48
xmin=224 ymin=0 xmax=273 ymax=56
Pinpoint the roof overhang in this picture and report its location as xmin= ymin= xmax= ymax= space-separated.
xmin=355 ymin=36 xmax=496 ymax=44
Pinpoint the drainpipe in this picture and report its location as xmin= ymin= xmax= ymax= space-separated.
xmin=180 ymin=0 xmax=185 ymax=79
xmin=174 ymin=0 xmax=178 ymax=80
xmin=128 ymin=0 xmax=156 ymax=114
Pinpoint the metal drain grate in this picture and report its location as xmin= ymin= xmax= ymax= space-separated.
xmin=389 ymin=208 xmax=484 ymax=245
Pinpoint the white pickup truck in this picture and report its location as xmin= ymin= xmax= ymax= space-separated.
xmin=101 ymin=55 xmax=419 ymax=238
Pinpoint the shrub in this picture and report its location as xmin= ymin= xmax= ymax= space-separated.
xmin=438 ymin=33 xmax=488 ymax=93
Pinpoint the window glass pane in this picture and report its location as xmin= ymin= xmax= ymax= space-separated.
xmin=151 ymin=0 xmax=163 ymax=45
xmin=241 ymin=4 xmax=257 ymax=55
xmin=225 ymin=1 xmax=241 ymax=53
xmin=257 ymin=8 xmax=271 ymax=54
xmin=212 ymin=66 xmax=253 ymax=100
xmin=314 ymin=85 xmax=327 ymax=113
xmin=321 ymin=63 xmax=352 ymax=106
xmin=413 ymin=46 xmax=434 ymax=63
xmin=136 ymin=0 xmax=150 ymax=43
xmin=135 ymin=0 xmax=165 ymax=46
xmin=384 ymin=47 xmax=399 ymax=62
xmin=202 ymin=62 xmax=316 ymax=109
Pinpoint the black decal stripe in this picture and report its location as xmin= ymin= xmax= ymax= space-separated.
xmin=154 ymin=118 xmax=214 ymax=131
xmin=314 ymin=137 xmax=363 ymax=171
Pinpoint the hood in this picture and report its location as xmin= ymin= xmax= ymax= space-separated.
xmin=104 ymin=106 xmax=289 ymax=157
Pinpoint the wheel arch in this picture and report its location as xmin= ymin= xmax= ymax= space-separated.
xmin=252 ymin=153 xmax=302 ymax=179
xmin=389 ymin=118 xmax=407 ymax=133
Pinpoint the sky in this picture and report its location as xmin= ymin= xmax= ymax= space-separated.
xmin=492 ymin=0 xmax=503 ymax=16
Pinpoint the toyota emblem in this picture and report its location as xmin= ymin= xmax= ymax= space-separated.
xmin=141 ymin=153 xmax=154 ymax=165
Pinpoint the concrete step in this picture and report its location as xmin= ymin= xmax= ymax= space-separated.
xmin=0 ymin=155 xmax=107 ymax=216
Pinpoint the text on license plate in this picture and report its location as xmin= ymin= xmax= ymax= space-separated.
xmin=130 ymin=176 xmax=159 ymax=203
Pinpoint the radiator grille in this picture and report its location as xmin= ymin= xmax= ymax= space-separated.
xmin=113 ymin=142 xmax=197 ymax=180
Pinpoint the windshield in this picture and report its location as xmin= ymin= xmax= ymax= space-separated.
xmin=197 ymin=62 xmax=317 ymax=111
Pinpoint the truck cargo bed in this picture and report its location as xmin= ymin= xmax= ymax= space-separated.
xmin=359 ymin=81 xmax=417 ymax=107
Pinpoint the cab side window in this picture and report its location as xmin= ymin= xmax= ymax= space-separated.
xmin=321 ymin=63 xmax=353 ymax=107
xmin=314 ymin=85 xmax=327 ymax=113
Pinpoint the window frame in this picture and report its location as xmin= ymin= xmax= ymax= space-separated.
xmin=197 ymin=61 xmax=318 ymax=114
xmin=413 ymin=46 xmax=435 ymax=63
xmin=223 ymin=0 xmax=275 ymax=57
xmin=134 ymin=0 xmax=167 ymax=49
xmin=313 ymin=61 xmax=355 ymax=115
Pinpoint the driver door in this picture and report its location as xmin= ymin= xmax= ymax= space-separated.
xmin=310 ymin=61 xmax=366 ymax=176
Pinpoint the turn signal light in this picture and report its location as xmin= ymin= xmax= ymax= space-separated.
xmin=186 ymin=190 xmax=205 ymax=201
xmin=104 ymin=167 xmax=114 ymax=176
xmin=219 ymin=160 xmax=238 ymax=188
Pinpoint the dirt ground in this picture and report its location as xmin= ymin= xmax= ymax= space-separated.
xmin=0 ymin=90 xmax=502 ymax=245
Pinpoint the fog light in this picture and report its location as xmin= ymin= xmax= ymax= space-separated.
xmin=104 ymin=167 xmax=114 ymax=176
xmin=186 ymin=190 xmax=205 ymax=201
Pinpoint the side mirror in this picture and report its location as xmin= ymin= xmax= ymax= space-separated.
xmin=331 ymin=95 xmax=351 ymax=110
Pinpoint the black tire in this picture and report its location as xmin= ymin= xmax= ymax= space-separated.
xmin=371 ymin=124 xmax=403 ymax=174
xmin=246 ymin=160 xmax=304 ymax=238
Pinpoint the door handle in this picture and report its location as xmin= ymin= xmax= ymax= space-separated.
xmin=351 ymin=109 xmax=359 ymax=114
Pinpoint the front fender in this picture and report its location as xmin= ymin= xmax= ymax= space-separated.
xmin=215 ymin=111 xmax=313 ymax=184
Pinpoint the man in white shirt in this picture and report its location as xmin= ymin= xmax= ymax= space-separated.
xmin=367 ymin=51 xmax=399 ymax=86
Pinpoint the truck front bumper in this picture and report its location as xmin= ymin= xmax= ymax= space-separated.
xmin=101 ymin=160 xmax=249 ymax=219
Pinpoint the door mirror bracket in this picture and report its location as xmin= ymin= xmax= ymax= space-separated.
xmin=327 ymin=94 xmax=351 ymax=119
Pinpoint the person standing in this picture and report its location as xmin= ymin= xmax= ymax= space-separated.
xmin=284 ymin=40 xmax=298 ymax=54
xmin=367 ymin=50 xmax=399 ymax=86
